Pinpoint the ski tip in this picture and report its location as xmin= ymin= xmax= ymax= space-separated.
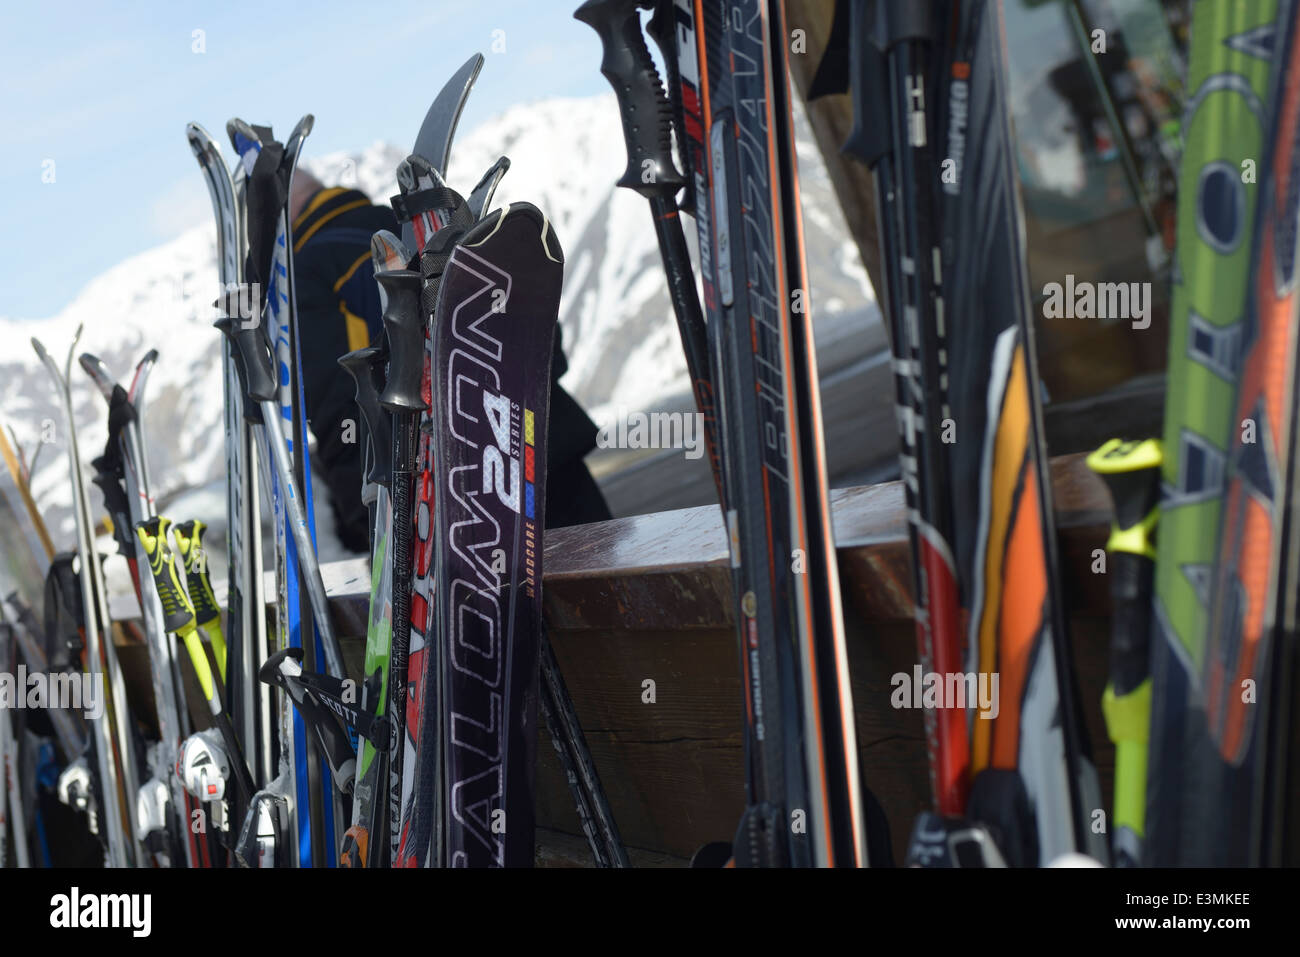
xmin=459 ymin=52 xmax=485 ymax=80
xmin=290 ymin=113 xmax=316 ymax=142
xmin=77 ymin=353 xmax=114 ymax=393
xmin=370 ymin=229 xmax=414 ymax=273
xmin=226 ymin=118 xmax=260 ymax=155
xmin=185 ymin=121 xmax=212 ymax=150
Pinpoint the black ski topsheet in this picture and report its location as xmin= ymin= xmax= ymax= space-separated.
xmin=932 ymin=0 xmax=1105 ymax=865
xmin=679 ymin=0 xmax=863 ymax=866
xmin=406 ymin=202 xmax=562 ymax=867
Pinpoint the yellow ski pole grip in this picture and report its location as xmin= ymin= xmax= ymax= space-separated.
xmin=135 ymin=516 xmax=197 ymax=636
xmin=171 ymin=518 xmax=228 ymax=682
xmin=137 ymin=517 xmax=219 ymax=704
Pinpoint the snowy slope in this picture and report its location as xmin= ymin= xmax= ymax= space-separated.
xmin=0 ymin=93 xmax=874 ymax=580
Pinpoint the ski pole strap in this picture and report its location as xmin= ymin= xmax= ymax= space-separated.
xmin=134 ymin=516 xmax=197 ymax=637
xmin=416 ymin=216 xmax=472 ymax=317
xmin=293 ymin=667 xmax=389 ymax=748
xmin=104 ymin=384 xmax=136 ymax=444
xmin=390 ymin=185 xmax=461 ymax=223
xmin=236 ymin=122 xmax=288 ymax=313
xmin=90 ymin=456 xmax=134 ymax=558
xmin=574 ymin=0 xmax=684 ymax=198
xmin=258 ymin=647 xmax=357 ymax=795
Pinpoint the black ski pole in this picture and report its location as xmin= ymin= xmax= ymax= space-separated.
xmin=338 ymin=343 xmax=394 ymax=869
xmin=538 ymin=627 xmax=630 ymax=866
xmin=375 ymin=268 xmax=426 ymax=864
xmin=575 ymin=0 xmax=727 ymax=504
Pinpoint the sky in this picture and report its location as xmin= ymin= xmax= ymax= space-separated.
xmin=0 ymin=0 xmax=607 ymax=319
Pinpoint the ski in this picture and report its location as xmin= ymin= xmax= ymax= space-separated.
xmin=387 ymin=54 xmax=484 ymax=866
xmin=0 ymin=622 xmax=29 ymax=867
xmin=31 ymin=329 xmax=139 ymax=867
xmin=409 ymin=201 xmax=564 ymax=867
xmin=1146 ymin=0 xmax=1282 ymax=866
xmin=223 ymin=115 xmax=350 ymax=866
xmin=187 ymin=122 xmax=268 ymax=799
xmin=1197 ymin=0 xmax=1300 ymax=866
xmin=838 ymin=0 xmax=969 ymax=829
xmin=605 ymin=0 xmax=866 ymax=867
xmin=81 ymin=351 xmax=197 ymax=867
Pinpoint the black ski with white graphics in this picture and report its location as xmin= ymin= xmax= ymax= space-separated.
xmin=402 ymin=202 xmax=563 ymax=867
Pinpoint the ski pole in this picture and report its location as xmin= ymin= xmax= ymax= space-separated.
xmin=575 ymin=0 xmax=727 ymax=505
xmin=1086 ymin=438 xmax=1161 ymax=867
xmin=538 ymin=626 xmax=629 ymax=867
xmin=338 ymin=343 xmax=394 ymax=869
xmin=215 ymin=313 xmax=347 ymax=681
xmin=171 ymin=520 xmax=229 ymax=685
xmin=135 ymin=516 xmax=255 ymax=804
xmin=374 ymin=267 xmax=427 ymax=864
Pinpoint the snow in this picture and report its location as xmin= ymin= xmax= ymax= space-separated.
xmin=0 ymin=93 xmax=874 ymax=591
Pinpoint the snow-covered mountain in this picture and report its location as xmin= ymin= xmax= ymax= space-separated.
xmin=0 ymin=93 xmax=873 ymax=578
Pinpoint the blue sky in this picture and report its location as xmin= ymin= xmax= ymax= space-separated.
xmin=0 ymin=1 xmax=606 ymax=318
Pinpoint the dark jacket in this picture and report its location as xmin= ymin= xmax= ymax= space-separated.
xmin=292 ymin=188 xmax=608 ymax=551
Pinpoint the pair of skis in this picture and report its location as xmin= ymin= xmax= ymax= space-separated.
xmin=836 ymin=0 xmax=1106 ymax=866
xmin=1146 ymin=0 xmax=1300 ymax=866
xmin=1083 ymin=0 xmax=1298 ymax=868
xmin=31 ymin=330 xmax=141 ymax=868
xmin=218 ymin=116 xmax=357 ymax=867
xmin=336 ymin=55 xmax=627 ymax=867
xmin=580 ymin=0 xmax=868 ymax=866
xmin=0 ymin=428 xmax=93 ymax=861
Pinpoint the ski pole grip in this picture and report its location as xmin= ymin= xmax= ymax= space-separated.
xmin=1086 ymin=438 xmax=1162 ymax=696
xmin=171 ymin=520 xmax=222 ymax=627
xmin=215 ymin=314 xmax=278 ymax=404
xmin=339 ymin=346 xmax=394 ymax=489
xmin=874 ymin=0 xmax=933 ymax=47
xmin=376 ymin=270 xmax=427 ymax=413
xmin=843 ymin=0 xmax=891 ymax=167
xmin=135 ymin=516 xmax=197 ymax=635
xmin=575 ymin=0 xmax=685 ymax=198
